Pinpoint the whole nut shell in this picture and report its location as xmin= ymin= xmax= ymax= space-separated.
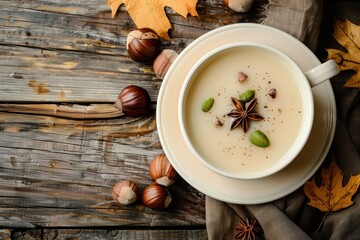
xmin=127 ymin=28 xmax=161 ymax=63
xmin=112 ymin=180 xmax=140 ymax=205
xmin=114 ymin=85 xmax=152 ymax=117
xmin=153 ymin=49 xmax=178 ymax=79
xmin=224 ymin=0 xmax=254 ymax=13
xmin=149 ymin=154 xmax=178 ymax=187
xmin=142 ymin=183 xmax=172 ymax=210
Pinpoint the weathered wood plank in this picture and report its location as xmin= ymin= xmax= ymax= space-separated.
xmin=0 ymin=112 xmax=205 ymax=227
xmin=11 ymin=229 xmax=208 ymax=240
xmin=0 ymin=0 xmax=265 ymax=102
xmin=0 ymin=0 xmax=263 ymax=49
xmin=0 ymin=44 xmax=161 ymax=103
xmin=0 ymin=0 xmax=266 ymax=232
xmin=0 ymin=103 xmax=124 ymax=119
xmin=1 ymin=202 xmax=205 ymax=228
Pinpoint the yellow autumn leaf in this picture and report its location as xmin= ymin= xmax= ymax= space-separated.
xmin=304 ymin=158 xmax=360 ymax=212
xmin=326 ymin=19 xmax=360 ymax=88
xmin=107 ymin=0 xmax=199 ymax=40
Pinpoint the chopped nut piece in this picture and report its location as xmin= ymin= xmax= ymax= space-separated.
xmin=213 ymin=117 xmax=224 ymax=128
xmin=238 ymin=72 xmax=248 ymax=82
xmin=268 ymin=88 xmax=277 ymax=99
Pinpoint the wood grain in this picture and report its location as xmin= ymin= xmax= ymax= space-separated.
xmin=0 ymin=0 xmax=264 ymax=103
xmin=0 ymin=112 xmax=205 ymax=228
xmin=10 ymin=229 xmax=207 ymax=240
xmin=0 ymin=0 xmax=265 ymax=233
xmin=0 ymin=0 xmax=357 ymax=238
xmin=0 ymin=103 xmax=124 ymax=119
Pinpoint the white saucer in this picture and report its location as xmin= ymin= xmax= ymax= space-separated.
xmin=156 ymin=23 xmax=336 ymax=204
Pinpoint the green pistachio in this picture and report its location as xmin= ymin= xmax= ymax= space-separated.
xmin=239 ymin=90 xmax=255 ymax=103
xmin=201 ymin=98 xmax=214 ymax=112
xmin=249 ymin=130 xmax=270 ymax=148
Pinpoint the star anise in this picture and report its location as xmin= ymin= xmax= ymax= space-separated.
xmin=234 ymin=217 xmax=263 ymax=240
xmin=227 ymin=97 xmax=263 ymax=133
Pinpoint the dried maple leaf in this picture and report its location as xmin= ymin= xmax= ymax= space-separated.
xmin=304 ymin=157 xmax=360 ymax=212
xmin=326 ymin=19 xmax=360 ymax=88
xmin=107 ymin=0 xmax=199 ymax=40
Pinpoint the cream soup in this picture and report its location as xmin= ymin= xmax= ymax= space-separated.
xmin=184 ymin=46 xmax=304 ymax=176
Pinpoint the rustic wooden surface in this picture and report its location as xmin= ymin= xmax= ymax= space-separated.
xmin=0 ymin=0 xmax=265 ymax=239
xmin=1 ymin=0 xmax=357 ymax=239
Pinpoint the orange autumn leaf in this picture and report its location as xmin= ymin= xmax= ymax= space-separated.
xmin=107 ymin=0 xmax=199 ymax=40
xmin=326 ymin=19 xmax=360 ymax=89
xmin=304 ymin=158 xmax=360 ymax=212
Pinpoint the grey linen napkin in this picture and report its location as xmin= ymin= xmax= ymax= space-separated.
xmin=206 ymin=0 xmax=360 ymax=239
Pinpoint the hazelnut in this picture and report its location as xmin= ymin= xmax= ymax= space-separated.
xmin=149 ymin=154 xmax=178 ymax=187
xmin=153 ymin=49 xmax=178 ymax=79
xmin=224 ymin=0 xmax=254 ymax=13
xmin=114 ymin=85 xmax=152 ymax=117
xmin=112 ymin=180 xmax=140 ymax=205
xmin=142 ymin=183 xmax=172 ymax=210
xmin=126 ymin=28 xmax=161 ymax=63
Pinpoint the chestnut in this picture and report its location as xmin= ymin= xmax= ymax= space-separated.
xmin=149 ymin=154 xmax=178 ymax=187
xmin=126 ymin=28 xmax=161 ymax=63
xmin=114 ymin=85 xmax=152 ymax=117
xmin=142 ymin=183 xmax=172 ymax=210
xmin=224 ymin=0 xmax=254 ymax=13
xmin=153 ymin=49 xmax=178 ymax=79
xmin=112 ymin=180 xmax=140 ymax=205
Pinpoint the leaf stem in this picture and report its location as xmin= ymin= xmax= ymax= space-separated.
xmin=316 ymin=211 xmax=330 ymax=233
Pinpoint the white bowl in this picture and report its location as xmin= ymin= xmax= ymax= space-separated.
xmin=178 ymin=42 xmax=337 ymax=180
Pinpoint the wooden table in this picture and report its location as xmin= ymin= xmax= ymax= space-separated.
xmin=0 ymin=0 xmax=357 ymax=239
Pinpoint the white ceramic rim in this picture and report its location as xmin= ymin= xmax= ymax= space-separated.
xmin=178 ymin=42 xmax=314 ymax=180
xmin=156 ymin=23 xmax=336 ymax=204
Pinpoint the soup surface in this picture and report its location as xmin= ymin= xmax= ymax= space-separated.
xmin=184 ymin=46 xmax=304 ymax=176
